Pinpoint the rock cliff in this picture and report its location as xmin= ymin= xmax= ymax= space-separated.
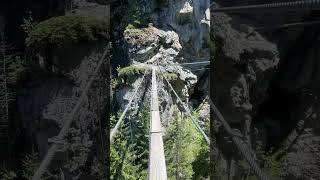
xmin=212 ymin=1 xmax=320 ymax=179
xmin=1 ymin=0 xmax=110 ymax=179
xmin=112 ymin=0 xmax=210 ymax=128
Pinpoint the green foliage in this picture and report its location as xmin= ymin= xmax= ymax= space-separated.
xmin=117 ymin=66 xmax=148 ymax=78
xmin=21 ymin=11 xmax=35 ymax=35
xmin=126 ymin=15 xmax=147 ymax=30
xmin=124 ymin=0 xmax=150 ymax=30
xmin=125 ymin=24 xmax=136 ymax=30
xmin=239 ymin=146 xmax=287 ymax=180
xmin=0 ymin=153 xmax=38 ymax=180
xmin=109 ymin=102 xmax=209 ymax=179
xmin=192 ymin=138 xmax=209 ymax=179
xmin=111 ymin=78 xmax=120 ymax=89
xmin=1 ymin=34 xmax=28 ymax=86
xmin=110 ymin=126 xmax=140 ymax=179
xmin=164 ymin=106 xmax=209 ymax=179
xmin=7 ymin=57 xmax=28 ymax=85
xmin=21 ymin=153 xmax=39 ymax=180
xmin=0 ymin=170 xmax=17 ymax=180
xmin=259 ymin=148 xmax=287 ymax=180
xmin=210 ymin=114 xmax=224 ymax=179
xmin=124 ymin=27 xmax=155 ymax=46
xmin=26 ymin=15 xmax=108 ymax=49
xmin=163 ymin=73 xmax=178 ymax=81
xmin=90 ymin=156 xmax=105 ymax=179
xmin=110 ymin=103 xmax=150 ymax=179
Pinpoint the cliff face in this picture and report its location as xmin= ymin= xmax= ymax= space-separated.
xmin=0 ymin=0 xmax=68 ymax=50
xmin=114 ymin=0 xmax=210 ymax=124
xmin=18 ymin=42 xmax=109 ymax=179
xmin=110 ymin=2 xmax=210 ymax=178
xmin=212 ymin=1 xmax=320 ymax=179
xmin=1 ymin=0 xmax=110 ymax=179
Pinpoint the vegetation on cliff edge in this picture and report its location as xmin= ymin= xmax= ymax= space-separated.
xmin=26 ymin=15 xmax=109 ymax=49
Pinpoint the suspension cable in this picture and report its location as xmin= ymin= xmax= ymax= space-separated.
xmin=190 ymin=68 xmax=210 ymax=72
xmin=159 ymin=68 xmax=210 ymax=144
xmin=176 ymin=112 xmax=182 ymax=179
xmin=97 ymin=77 xmax=108 ymax=179
xmin=251 ymin=20 xmax=320 ymax=32
xmin=211 ymin=0 xmax=320 ymax=13
xmin=32 ymin=44 xmax=110 ymax=180
xmin=208 ymin=98 xmax=269 ymax=180
xmin=128 ymin=116 xmax=134 ymax=145
xmin=110 ymin=70 xmax=148 ymax=142
xmin=178 ymin=61 xmax=210 ymax=66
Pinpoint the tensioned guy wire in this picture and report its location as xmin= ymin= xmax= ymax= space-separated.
xmin=211 ymin=0 xmax=320 ymax=13
xmin=32 ymin=44 xmax=110 ymax=180
xmin=208 ymin=97 xmax=269 ymax=180
xmin=159 ymin=67 xmax=210 ymax=144
xmin=110 ymin=70 xmax=148 ymax=142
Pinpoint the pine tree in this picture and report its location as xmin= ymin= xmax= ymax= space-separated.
xmin=164 ymin=106 xmax=209 ymax=180
xmin=110 ymin=102 xmax=150 ymax=179
xmin=0 ymin=31 xmax=11 ymax=156
xmin=0 ymin=29 xmax=25 ymax=161
xmin=110 ymin=103 xmax=209 ymax=179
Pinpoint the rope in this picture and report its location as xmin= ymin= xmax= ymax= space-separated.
xmin=110 ymin=70 xmax=147 ymax=142
xmin=211 ymin=0 xmax=320 ymax=13
xmin=208 ymin=98 xmax=269 ymax=180
xmin=159 ymin=68 xmax=210 ymax=144
xmin=32 ymin=44 xmax=110 ymax=180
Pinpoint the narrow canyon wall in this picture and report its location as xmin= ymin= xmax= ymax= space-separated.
xmin=212 ymin=1 xmax=320 ymax=179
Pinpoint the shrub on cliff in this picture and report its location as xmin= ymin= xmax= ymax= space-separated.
xmin=163 ymin=72 xmax=178 ymax=81
xmin=239 ymin=146 xmax=287 ymax=179
xmin=26 ymin=15 xmax=108 ymax=49
xmin=117 ymin=66 xmax=148 ymax=78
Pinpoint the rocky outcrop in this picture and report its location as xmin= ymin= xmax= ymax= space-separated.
xmin=212 ymin=11 xmax=279 ymax=126
xmin=18 ymin=42 xmax=109 ymax=179
xmin=15 ymin=1 xmax=110 ymax=179
xmin=114 ymin=0 xmax=211 ymax=126
xmin=118 ymin=25 xmax=197 ymax=126
xmin=212 ymin=1 xmax=320 ymax=179
xmin=110 ymin=0 xmax=210 ymax=134
xmin=152 ymin=0 xmax=210 ymax=65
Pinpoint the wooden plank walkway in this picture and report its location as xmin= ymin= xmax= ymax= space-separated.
xmin=148 ymin=67 xmax=167 ymax=180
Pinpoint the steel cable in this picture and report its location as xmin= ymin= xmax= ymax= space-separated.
xmin=208 ymin=98 xmax=269 ymax=180
xmin=178 ymin=61 xmax=210 ymax=66
xmin=251 ymin=20 xmax=320 ymax=32
xmin=110 ymin=70 xmax=148 ymax=142
xmin=211 ymin=0 xmax=320 ymax=13
xmin=159 ymin=67 xmax=210 ymax=144
xmin=32 ymin=44 xmax=110 ymax=180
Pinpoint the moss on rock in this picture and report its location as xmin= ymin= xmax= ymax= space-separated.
xmin=124 ymin=27 xmax=154 ymax=46
xmin=163 ymin=72 xmax=178 ymax=81
xmin=26 ymin=15 xmax=109 ymax=49
xmin=118 ymin=66 xmax=149 ymax=78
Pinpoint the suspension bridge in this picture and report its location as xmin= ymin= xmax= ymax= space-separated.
xmin=30 ymin=58 xmax=268 ymax=180
xmin=110 ymin=65 xmax=211 ymax=179
xmin=26 ymin=0 xmax=320 ymax=179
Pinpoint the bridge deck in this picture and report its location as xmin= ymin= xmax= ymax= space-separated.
xmin=148 ymin=67 xmax=167 ymax=180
